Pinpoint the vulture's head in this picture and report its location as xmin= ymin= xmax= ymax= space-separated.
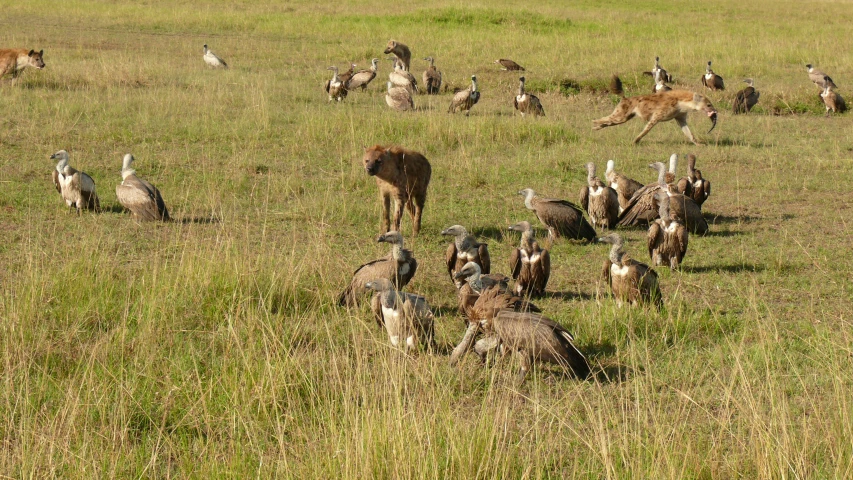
xmin=365 ymin=278 xmax=394 ymax=293
xmin=597 ymin=233 xmax=623 ymax=247
xmin=648 ymin=162 xmax=667 ymax=174
xmin=454 ymin=261 xmax=482 ymax=281
xmin=440 ymin=225 xmax=468 ymax=238
xmin=377 ymin=231 xmax=404 ymax=246
xmin=508 ymin=221 xmax=532 ymax=234
xmin=50 ymin=150 xmax=69 ymax=162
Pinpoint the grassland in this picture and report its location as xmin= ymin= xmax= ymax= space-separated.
xmin=1 ymin=0 xmax=853 ymax=477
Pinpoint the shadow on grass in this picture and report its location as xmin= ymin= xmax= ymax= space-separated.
xmin=701 ymin=229 xmax=742 ymax=238
xmin=547 ymin=290 xmax=594 ymax=301
xmin=683 ymin=263 xmax=765 ymax=274
xmin=709 ymin=213 xmax=762 ymax=224
xmin=180 ymin=216 xmax=221 ymax=224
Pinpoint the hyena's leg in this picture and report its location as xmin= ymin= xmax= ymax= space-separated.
xmin=381 ymin=192 xmax=392 ymax=233
xmin=392 ymin=195 xmax=406 ymax=232
xmin=592 ymin=105 xmax=633 ymax=130
xmin=632 ymin=118 xmax=660 ymax=144
xmin=674 ymin=115 xmax=700 ymax=145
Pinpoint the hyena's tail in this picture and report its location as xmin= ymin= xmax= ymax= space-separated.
xmin=609 ymin=75 xmax=624 ymax=97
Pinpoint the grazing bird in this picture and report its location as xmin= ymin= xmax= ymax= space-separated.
xmin=365 ymin=279 xmax=435 ymax=351
xmin=495 ymin=59 xmax=525 ymax=71
xmin=324 ymin=66 xmax=347 ymax=102
xmin=456 ymin=265 xmax=517 ymax=324
xmin=441 ymin=225 xmax=491 ymax=289
xmin=806 ymin=64 xmax=836 ymax=89
xmin=338 ymin=231 xmax=417 ymax=307
xmin=385 ymin=81 xmax=414 ymax=111
xmin=647 ymin=192 xmax=688 ymax=269
xmin=732 ymin=78 xmax=760 ymax=114
xmin=597 ymin=233 xmax=661 ymax=308
xmin=388 ymin=58 xmax=418 ymax=94
xmin=448 ymin=75 xmax=480 ymax=115
xmin=605 ymin=159 xmax=644 ymax=213
xmin=518 ymin=188 xmax=597 ymax=242
xmin=202 ymin=44 xmax=227 ymax=68
xmin=49 ymin=150 xmax=100 ymax=213
xmin=508 ymin=221 xmax=550 ymax=297
xmin=421 ymin=57 xmax=442 ymax=95
xmin=677 ymin=154 xmax=711 ymax=207
xmin=115 ymin=154 xmax=170 ymax=221
xmin=618 ymin=160 xmax=708 ymax=234
xmin=821 ymin=81 xmax=847 ymax=116
xmin=513 ymin=76 xmax=545 ymax=117
xmin=701 ymin=61 xmax=725 ymax=91
xmin=579 ymin=162 xmax=619 ymax=229
xmin=653 ymin=77 xmax=673 ymax=93
xmin=384 ymin=40 xmax=411 ymax=71
xmin=347 ymin=58 xmax=379 ymax=91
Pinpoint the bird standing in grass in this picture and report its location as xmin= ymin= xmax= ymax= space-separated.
xmin=115 ymin=154 xmax=170 ymax=221
xmin=203 ymin=44 xmax=227 ymax=68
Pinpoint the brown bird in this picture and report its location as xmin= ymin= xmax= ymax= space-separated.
xmin=338 ymin=231 xmax=417 ymax=307
xmin=421 ymin=57 xmax=442 ymax=95
xmin=732 ymin=78 xmax=760 ymax=114
xmin=579 ymin=162 xmax=619 ymax=229
xmin=598 ymin=233 xmax=662 ymax=308
xmin=519 ymin=188 xmax=597 ymax=242
xmin=701 ymin=61 xmax=725 ymax=91
xmin=514 ymin=76 xmax=545 ymax=117
xmin=495 ymin=59 xmax=525 ymax=71
xmin=647 ymin=192 xmax=688 ymax=269
xmin=365 ymin=278 xmax=435 ymax=351
xmin=807 ymin=64 xmax=836 ymax=89
xmin=605 ymin=159 xmax=644 ymax=213
xmin=448 ymin=75 xmax=480 ymax=115
xmin=385 ymin=81 xmax=414 ymax=111
xmin=347 ymin=58 xmax=379 ymax=91
xmin=49 ymin=150 xmax=100 ymax=213
xmin=442 ymin=225 xmax=490 ymax=289
xmin=115 ymin=154 xmax=170 ymax=221
xmin=508 ymin=221 xmax=550 ymax=297
xmin=457 ymin=271 xmax=512 ymax=323
xmin=324 ymin=66 xmax=347 ymax=102
xmin=676 ymin=154 xmax=711 ymax=208
xmin=821 ymin=80 xmax=847 ymax=116
xmin=337 ymin=63 xmax=356 ymax=86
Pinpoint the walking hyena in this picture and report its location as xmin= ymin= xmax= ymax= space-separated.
xmin=0 ymin=49 xmax=45 ymax=80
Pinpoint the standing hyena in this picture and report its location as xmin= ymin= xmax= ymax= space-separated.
xmin=362 ymin=145 xmax=431 ymax=236
xmin=593 ymin=76 xmax=717 ymax=145
xmin=383 ymin=40 xmax=411 ymax=71
xmin=0 ymin=49 xmax=45 ymax=81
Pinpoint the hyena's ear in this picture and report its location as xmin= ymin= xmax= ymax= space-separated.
xmin=39 ymin=50 xmax=43 ymax=56
xmin=28 ymin=50 xmax=35 ymax=56
xmin=692 ymin=93 xmax=704 ymax=103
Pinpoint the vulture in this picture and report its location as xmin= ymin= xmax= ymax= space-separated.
xmin=441 ymin=225 xmax=491 ymax=289
xmin=448 ymin=75 xmax=480 ymax=115
xmin=677 ymin=154 xmax=711 ymax=207
xmin=488 ymin=311 xmax=590 ymax=381
xmin=513 ymin=76 xmax=545 ymax=117
xmin=495 ymin=59 xmax=525 ymax=71
xmin=618 ymin=161 xmax=708 ymax=234
xmin=202 ymin=44 xmax=227 ymax=68
xmin=365 ymin=279 xmax=435 ymax=351
xmin=701 ymin=61 xmax=725 ymax=91
xmin=388 ymin=58 xmax=418 ymax=94
xmin=653 ymin=77 xmax=672 ymax=93
xmin=508 ymin=221 xmax=550 ymax=297
xmin=644 ymin=56 xmax=673 ymax=83
xmin=807 ymin=64 xmax=836 ymax=89
xmin=732 ymin=78 xmax=760 ymax=114
xmin=422 ymin=57 xmax=442 ymax=95
xmin=518 ymin=188 xmax=596 ymax=242
xmin=456 ymin=266 xmax=518 ymax=324
xmin=115 ymin=154 xmax=170 ymax=221
xmin=647 ymin=192 xmax=688 ymax=269
xmin=605 ymin=159 xmax=644 ymax=213
xmin=49 ymin=150 xmax=100 ymax=213
xmin=324 ymin=66 xmax=347 ymax=102
xmin=385 ymin=81 xmax=414 ymax=111
xmin=338 ymin=231 xmax=417 ymax=307
xmin=597 ymin=233 xmax=662 ymax=308
xmin=821 ymin=81 xmax=847 ymax=116
xmin=579 ymin=162 xmax=619 ymax=229
xmin=347 ymin=59 xmax=379 ymax=91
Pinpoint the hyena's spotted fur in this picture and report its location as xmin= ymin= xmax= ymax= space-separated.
xmin=0 ymin=49 xmax=45 ymax=80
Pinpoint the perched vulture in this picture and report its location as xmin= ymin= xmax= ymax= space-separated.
xmin=338 ymin=231 xmax=417 ymax=307
xmin=732 ymin=78 xmax=760 ymax=114
xmin=347 ymin=59 xmax=379 ymax=91
xmin=618 ymin=162 xmax=708 ymax=234
xmin=202 ymin=44 xmax=227 ymax=68
xmin=49 ymin=150 xmax=100 ymax=213
xmin=495 ymin=59 xmax=525 ymax=71
xmin=365 ymin=279 xmax=435 ymax=351
xmin=421 ymin=57 xmax=442 ymax=95
xmin=647 ymin=192 xmax=688 ymax=269
xmin=701 ymin=61 xmax=725 ymax=91
xmin=597 ymin=233 xmax=662 ymax=308
xmin=388 ymin=58 xmax=418 ymax=94
xmin=677 ymin=154 xmax=711 ymax=208
xmin=385 ymin=81 xmax=414 ymax=111
xmin=518 ymin=188 xmax=596 ymax=242
xmin=441 ymin=225 xmax=490 ymax=289
xmin=324 ymin=66 xmax=347 ymax=102
xmin=605 ymin=159 xmax=644 ymax=213
xmin=821 ymin=81 xmax=847 ymax=116
xmin=514 ymin=76 xmax=545 ymax=117
xmin=579 ymin=162 xmax=619 ymax=229
xmin=448 ymin=75 xmax=480 ymax=115
xmin=508 ymin=221 xmax=550 ymax=297
xmin=807 ymin=64 xmax=836 ymax=89
xmin=115 ymin=154 xmax=170 ymax=221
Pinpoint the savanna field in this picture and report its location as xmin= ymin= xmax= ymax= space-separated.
xmin=1 ymin=0 xmax=853 ymax=477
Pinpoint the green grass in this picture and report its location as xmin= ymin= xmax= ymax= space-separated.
xmin=2 ymin=0 xmax=853 ymax=477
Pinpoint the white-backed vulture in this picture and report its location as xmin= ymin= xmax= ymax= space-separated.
xmin=701 ymin=61 xmax=725 ymax=91
xmin=365 ymin=278 xmax=435 ymax=351
xmin=49 ymin=150 xmax=100 ymax=213
xmin=605 ymin=159 xmax=644 ymax=213
xmin=732 ymin=78 xmax=760 ymax=114
xmin=115 ymin=154 xmax=170 ymax=221
xmin=385 ymin=81 xmax=414 ymax=111
xmin=598 ymin=233 xmax=662 ymax=308
xmin=422 ymin=57 xmax=442 ymax=95
xmin=579 ymin=162 xmax=619 ymax=229
xmin=653 ymin=77 xmax=672 ymax=93
xmin=643 ymin=56 xmax=673 ymax=83
xmin=338 ymin=231 xmax=417 ymax=307
xmin=448 ymin=75 xmax=480 ymax=115
xmin=388 ymin=58 xmax=418 ymax=94
xmin=457 ymin=271 xmax=512 ymax=322
xmin=441 ymin=225 xmax=490 ymax=289
xmin=347 ymin=59 xmax=379 ymax=91
xmin=677 ymin=154 xmax=711 ymax=207
xmin=821 ymin=81 xmax=847 ymax=116
xmin=665 ymin=153 xmax=678 ymax=184
xmin=202 ymin=44 xmax=227 ymax=68
xmin=647 ymin=192 xmax=688 ymax=269
xmin=807 ymin=64 xmax=836 ymax=89
xmin=495 ymin=59 xmax=524 ymax=71
xmin=51 ymin=156 xmax=65 ymax=196
xmin=519 ymin=188 xmax=596 ymax=242
xmin=513 ymin=76 xmax=545 ymax=117
xmin=508 ymin=221 xmax=550 ymax=297
xmin=324 ymin=66 xmax=347 ymax=102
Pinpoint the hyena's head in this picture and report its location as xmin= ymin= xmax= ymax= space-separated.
xmin=27 ymin=50 xmax=45 ymax=69
xmin=383 ymin=40 xmax=398 ymax=55
xmin=362 ymin=145 xmax=389 ymax=176
xmin=691 ymin=93 xmax=718 ymax=132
